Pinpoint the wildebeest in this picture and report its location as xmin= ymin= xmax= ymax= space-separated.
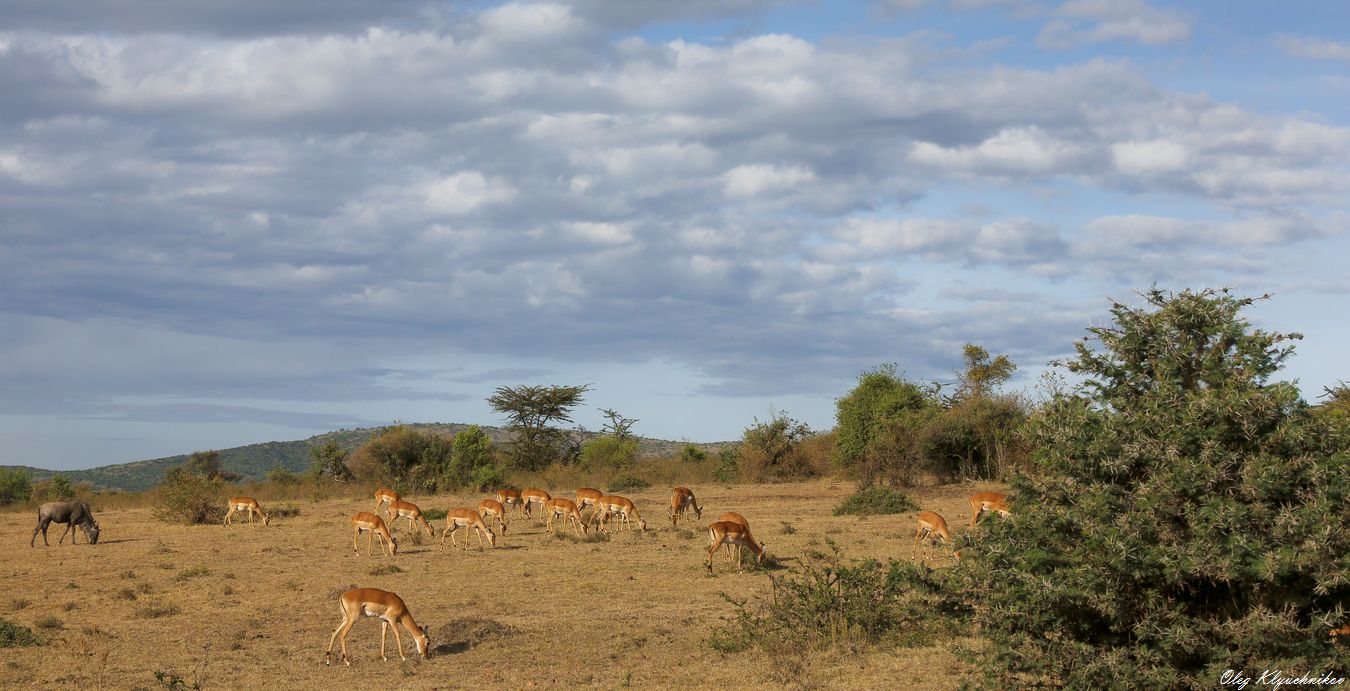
xmin=31 ymin=501 xmax=101 ymax=547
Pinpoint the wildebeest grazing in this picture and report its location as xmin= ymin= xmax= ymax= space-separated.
xmin=31 ymin=501 xmax=101 ymax=547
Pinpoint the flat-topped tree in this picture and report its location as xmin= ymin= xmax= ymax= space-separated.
xmin=488 ymin=383 xmax=591 ymax=471
xmin=962 ymin=288 xmax=1350 ymax=688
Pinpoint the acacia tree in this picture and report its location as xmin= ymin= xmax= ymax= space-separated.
xmin=962 ymin=288 xmax=1350 ymax=688
xmin=488 ymin=384 xmax=592 ymax=471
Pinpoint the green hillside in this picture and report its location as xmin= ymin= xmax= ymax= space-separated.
xmin=3 ymin=423 xmax=726 ymax=492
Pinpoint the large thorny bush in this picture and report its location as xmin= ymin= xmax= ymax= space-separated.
xmin=961 ymin=288 xmax=1350 ymax=688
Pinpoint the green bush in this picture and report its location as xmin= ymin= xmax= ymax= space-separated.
xmin=580 ymin=435 xmax=640 ymax=470
xmin=607 ymin=474 xmax=650 ymax=493
xmin=708 ymin=541 xmax=965 ymax=653
xmin=0 ymin=469 xmax=32 ymax=506
xmin=678 ymin=444 xmax=708 ymax=464
xmin=963 ymin=288 xmax=1350 ymax=688
xmin=0 ymin=618 xmax=41 ymax=647
xmin=831 ymin=486 xmax=917 ymax=516
xmin=712 ymin=446 xmax=740 ymax=483
xmin=30 ymin=474 xmax=76 ymax=502
xmin=154 ymin=467 xmax=225 ymax=525
xmin=421 ymin=508 xmax=448 ymax=522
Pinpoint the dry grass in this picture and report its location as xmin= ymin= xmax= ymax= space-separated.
xmin=0 ymin=479 xmax=992 ymax=689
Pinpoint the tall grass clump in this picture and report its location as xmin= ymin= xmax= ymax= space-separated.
xmin=0 ymin=618 xmax=41 ymax=647
xmin=831 ymin=486 xmax=917 ymax=516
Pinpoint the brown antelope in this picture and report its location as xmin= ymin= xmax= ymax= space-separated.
xmin=706 ymin=521 xmax=765 ymax=574
xmin=389 ymin=500 xmax=435 ymax=537
xmin=440 ymin=508 xmax=497 ymax=550
xmin=544 ymin=498 xmax=588 ymax=536
xmin=969 ymin=491 xmax=1012 ymax=527
xmin=520 ymin=488 xmax=551 ymax=519
xmin=575 ymin=487 xmax=603 ymax=514
xmin=593 ymin=495 xmax=647 ymax=533
xmin=914 ymin=511 xmax=952 ymax=546
xmin=223 ymin=497 xmax=271 ymax=527
xmin=478 ymin=498 xmax=510 ymax=535
xmin=374 ymin=488 xmax=400 ymax=517
xmin=496 ymin=489 xmax=524 ymax=516
xmin=351 ymin=512 xmax=398 ymax=557
xmin=325 ymin=588 xmax=429 ymax=666
xmin=1331 ymin=624 xmax=1350 ymax=640
xmin=715 ymin=511 xmax=749 ymax=564
xmin=669 ymin=487 xmax=703 ymax=527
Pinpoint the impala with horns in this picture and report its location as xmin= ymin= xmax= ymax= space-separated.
xmin=969 ymin=492 xmax=1012 ymax=527
xmin=669 ymin=487 xmax=703 ymax=527
xmin=495 ymin=489 xmax=524 ymax=516
xmin=223 ymin=497 xmax=270 ymax=527
xmin=440 ymin=508 xmax=497 ymax=551
xmin=594 ymin=495 xmax=647 ymax=533
xmin=389 ymin=500 xmax=435 ymax=537
xmin=31 ymin=501 xmax=100 ymax=547
xmin=374 ymin=488 xmax=400 ymax=517
xmin=477 ymin=498 xmax=510 ymax=535
xmin=706 ymin=520 xmax=765 ymax=574
xmin=351 ymin=512 xmax=398 ymax=557
xmin=544 ymin=498 xmax=588 ymax=536
xmin=520 ymin=488 xmax=551 ymax=518
xmin=325 ymin=588 xmax=429 ymax=666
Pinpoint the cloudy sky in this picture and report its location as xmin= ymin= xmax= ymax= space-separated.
xmin=3 ymin=1 xmax=1348 ymax=471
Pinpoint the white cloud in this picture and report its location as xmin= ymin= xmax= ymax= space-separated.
xmin=910 ymin=127 xmax=1085 ymax=174
xmin=1274 ymin=34 xmax=1350 ymax=61
xmin=723 ymin=163 xmax=816 ymax=197
xmin=423 ymin=172 xmax=519 ymax=215
xmin=1039 ymin=0 xmax=1190 ymax=48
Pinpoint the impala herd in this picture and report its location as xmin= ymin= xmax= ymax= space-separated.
xmin=215 ymin=485 xmax=1013 ymax=665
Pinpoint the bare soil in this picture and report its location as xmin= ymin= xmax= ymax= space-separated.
xmin=0 ymin=480 xmax=993 ymax=690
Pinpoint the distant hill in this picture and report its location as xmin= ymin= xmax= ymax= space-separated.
xmin=2 ymin=423 xmax=727 ymax=493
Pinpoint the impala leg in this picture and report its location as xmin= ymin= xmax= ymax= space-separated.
xmin=380 ymin=620 xmax=389 ymax=661
xmin=327 ymin=614 xmax=355 ymax=666
xmin=391 ymin=620 xmax=406 ymax=661
xmin=353 ymin=527 xmax=360 ymax=554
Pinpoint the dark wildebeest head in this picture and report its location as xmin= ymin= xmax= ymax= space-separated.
xmin=31 ymin=501 xmax=100 ymax=547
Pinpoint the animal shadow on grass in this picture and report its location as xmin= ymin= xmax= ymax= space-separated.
xmin=92 ymin=539 xmax=141 ymax=545
xmin=431 ymin=618 xmax=515 ymax=655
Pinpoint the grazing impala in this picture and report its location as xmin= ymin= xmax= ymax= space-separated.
xmin=914 ymin=511 xmax=953 ymax=546
xmin=575 ymin=487 xmax=603 ymax=513
xmin=374 ymin=488 xmax=400 ymax=517
xmin=389 ymin=500 xmax=435 ymax=537
xmin=520 ymin=488 xmax=551 ymax=519
xmin=594 ymin=495 xmax=647 ymax=533
xmin=969 ymin=492 xmax=1012 ymax=527
xmin=223 ymin=497 xmax=270 ymax=527
xmin=706 ymin=521 xmax=765 ymax=574
xmin=496 ymin=489 xmax=524 ymax=516
xmin=669 ymin=487 xmax=703 ymax=527
xmin=440 ymin=509 xmax=497 ymax=551
xmin=325 ymin=588 xmax=429 ymax=666
xmin=544 ymin=498 xmax=587 ymax=536
xmin=715 ymin=511 xmax=749 ymax=564
xmin=478 ymin=499 xmax=510 ymax=535
xmin=351 ymin=512 xmax=398 ymax=557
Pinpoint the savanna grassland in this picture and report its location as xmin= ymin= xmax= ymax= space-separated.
xmin=0 ymin=480 xmax=984 ymax=690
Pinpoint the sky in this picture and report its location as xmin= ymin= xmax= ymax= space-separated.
xmin=2 ymin=1 xmax=1348 ymax=471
